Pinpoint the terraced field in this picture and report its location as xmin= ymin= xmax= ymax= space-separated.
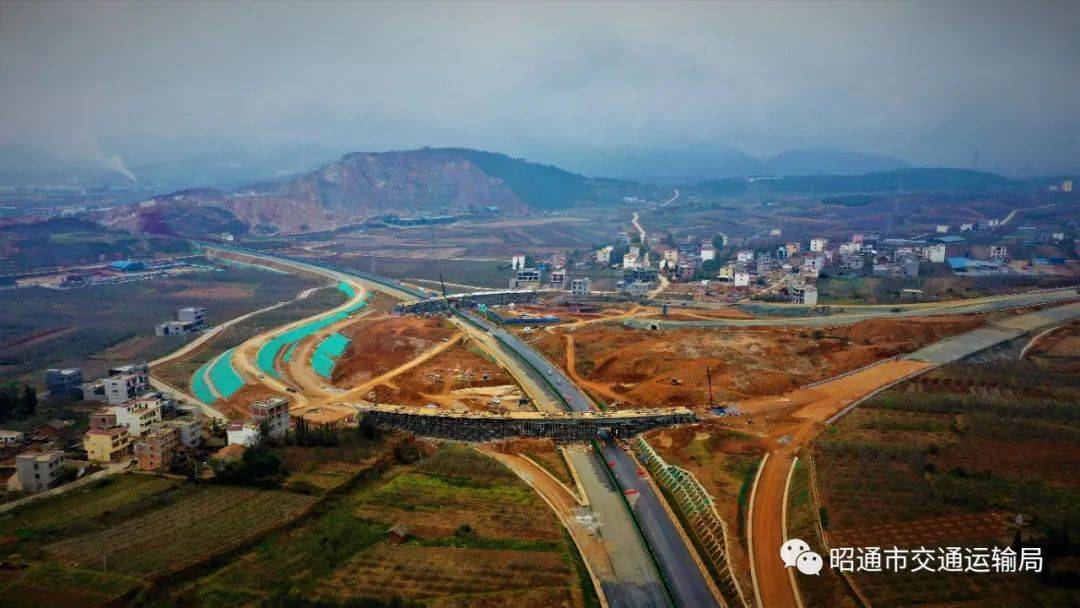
xmin=43 ymin=485 xmax=317 ymax=576
xmin=180 ymin=444 xmax=594 ymax=608
xmin=811 ymin=358 xmax=1080 ymax=606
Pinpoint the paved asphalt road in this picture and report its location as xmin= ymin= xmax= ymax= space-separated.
xmin=478 ymin=316 xmax=721 ymax=608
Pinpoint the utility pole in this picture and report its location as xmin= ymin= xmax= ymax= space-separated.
xmin=705 ymin=365 xmax=715 ymax=409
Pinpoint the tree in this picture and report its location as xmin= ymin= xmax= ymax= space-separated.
xmin=210 ymin=445 xmax=282 ymax=486
xmin=0 ymin=382 xmax=32 ymax=421
xmin=0 ymin=383 xmax=14 ymax=419
xmin=20 ymin=384 xmax=36 ymax=416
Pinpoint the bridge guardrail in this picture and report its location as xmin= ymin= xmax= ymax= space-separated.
xmin=635 ymin=437 xmax=751 ymax=608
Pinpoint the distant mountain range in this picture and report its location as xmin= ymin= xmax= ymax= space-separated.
xmin=551 ymin=146 xmax=912 ymax=181
xmin=11 ymin=144 xmax=1015 ymax=238
xmin=700 ymin=168 xmax=1013 ymax=194
xmin=99 ymin=148 xmax=604 ymax=236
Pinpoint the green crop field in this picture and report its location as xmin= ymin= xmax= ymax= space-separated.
xmin=172 ymin=444 xmax=595 ymax=608
xmin=0 ymin=475 xmax=179 ymax=544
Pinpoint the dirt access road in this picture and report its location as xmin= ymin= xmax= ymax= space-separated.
xmin=630 ymin=189 xmax=677 ymax=299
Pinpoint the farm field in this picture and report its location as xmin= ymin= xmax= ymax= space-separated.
xmin=42 ymin=484 xmax=318 ymax=576
xmin=810 ymin=355 xmax=1080 ymax=606
xmin=0 ymin=561 xmax=143 ymax=608
xmin=0 ymin=475 xmax=180 ymax=545
xmin=175 ymin=443 xmax=595 ymax=608
xmin=0 ymin=218 xmax=190 ymax=276
xmin=785 ymin=458 xmax=859 ymax=608
xmin=1 ymin=438 xmax=398 ymax=606
xmin=0 ymin=260 xmax=324 ymax=384
xmin=531 ymin=315 xmax=984 ymax=410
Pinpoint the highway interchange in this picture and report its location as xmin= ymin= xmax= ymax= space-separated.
xmin=171 ymin=242 xmax=1078 ymax=608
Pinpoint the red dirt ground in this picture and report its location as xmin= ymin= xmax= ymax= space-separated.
xmin=362 ymin=340 xmax=524 ymax=411
xmin=332 ymin=315 xmax=457 ymax=386
xmin=533 ymin=315 xmax=984 ymax=410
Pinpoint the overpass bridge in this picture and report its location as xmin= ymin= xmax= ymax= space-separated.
xmin=355 ymin=404 xmax=696 ymax=442
xmin=394 ymin=288 xmax=547 ymax=314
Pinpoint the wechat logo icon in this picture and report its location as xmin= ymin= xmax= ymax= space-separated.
xmin=781 ymin=538 xmax=823 ymax=575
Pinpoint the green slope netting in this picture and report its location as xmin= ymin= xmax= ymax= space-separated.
xmin=209 ymin=348 xmax=245 ymax=398
xmin=311 ymin=332 xmax=350 ymax=379
xmin=337 ymin=281 xmax=357 ymax=299
xmin=256 ymin=283 xmax=365 ymax=378
xmin=191 ymin=360 xmax=216 ymax=404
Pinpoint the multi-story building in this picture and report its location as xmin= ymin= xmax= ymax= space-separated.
xmin=569 ymin=278 xmax=591 ymax=296
xmin=16 ymin=450 xmax=66 ymax=493
xmin=103 ymin=373 xmax=148 ymax=405
xmin=133 ymin=426 xmax=180 ymax=471
xmin=548 ymin=270 xmax=566 ymax=288
xmin=250 ymin=397 xmax=291 ymax=439
xmin=733 ymin=272 xmax=751 ymax=287
xmin=785 ymin=242 xmax=802 ymax=257
xmin=227 ymin=421 xmax=261 ymax=447
xmin=155 ymin=307 xmax=206 ymax=336
xmin=89 ymin=409 xmax=117 ymax=429
xmin=619 ymin=280 xmax=650 ymax=298
xmin=595 ymin=246 xmax=613 ymax=265
xmin=0 ymin=429 xmax=25 ymax=446
xmin=990 ymin=245 xmax=1009 ymax=260
xmin=677 ymin=240 xmax=699 ymax=257
xmin=838 ymin=242 xmax=861 ymax=255
xmin=163 ymin=414 xmax=203 ymax=448
xmin=111 ymin=400 xmax=162 ymax=437
xmin=155 ymin=320 xmax=200 ymax=336
xmin=791 ymin=284 xmax=819 ymax=306
xmin=922 ymin=244 xmax=947 ymax=263
xmin=736 ymin=250 xmax=754 ymax=264
xmin=509 ymin=268 xmax=542 ymax=290
xmin=622 ymin=266 xmax=659 ymax=284
xmin=45 ymin=368 xmax=84 ymax=400
xmin=809 ymin=238 xmax=828 ymax=253
xmin=700 ymin=247 xmax=716 ymax=262
xmin=84 ymin=426 xmax=132 ymax=463
xmin=177 ymin=306 xmax=206 ymax=327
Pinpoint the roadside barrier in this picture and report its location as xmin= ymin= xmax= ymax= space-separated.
xmin=635 ymin=437 xmax=751 ymax=608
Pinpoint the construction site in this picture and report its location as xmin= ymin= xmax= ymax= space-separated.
xmin=5 ymin=239 xmax=1077 ymax=608
xmin=355 ymin=404 xmax=696 ymax=442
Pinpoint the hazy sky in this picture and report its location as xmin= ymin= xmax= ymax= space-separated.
xmin=1 ymin=0 xmax=1078 ymax=174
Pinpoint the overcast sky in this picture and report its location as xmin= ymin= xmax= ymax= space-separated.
xmin=1 ymin=0 xmax=1078 ymax=175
